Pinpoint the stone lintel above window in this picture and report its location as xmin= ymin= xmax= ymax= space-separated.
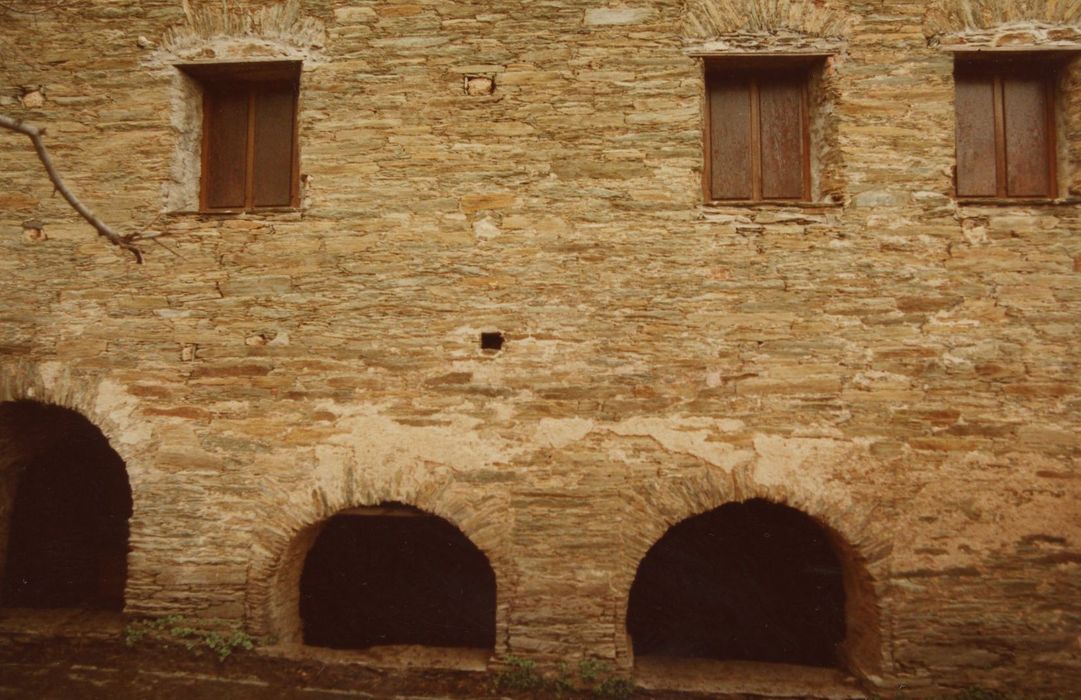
xmin=935 ymin=22 xmax=1081 ymax=53
xmin=684 ymin=35 xmax=844 ymax=58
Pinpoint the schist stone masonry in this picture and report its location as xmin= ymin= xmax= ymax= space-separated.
xmin=1 ymin=1 xmax=1079 ymax=697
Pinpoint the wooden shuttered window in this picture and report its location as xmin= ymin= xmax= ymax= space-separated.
xmin=182 ymin=61 xmax=300 ymax=211
xmin=203 ymin=89 xmax=250 ymax=209
xmin=705 ymin=59 xmax=813 ymax=202
xmin=955 ymin=57 xmax=1058 ymax=199
xmin=250 ymin=88 xmax=297 ymax=207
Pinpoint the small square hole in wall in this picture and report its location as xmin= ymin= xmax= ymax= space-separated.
xmin=480 ymin=332 xmax=504 ymax=351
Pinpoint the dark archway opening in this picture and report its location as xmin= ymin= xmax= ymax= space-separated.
xmin=627 ymin=499 xmax=846 ymax=667
xmin=299 ymin=504 xmax=496 ymax=651
xmin=0 ymin=400 xmax=133 ymax=610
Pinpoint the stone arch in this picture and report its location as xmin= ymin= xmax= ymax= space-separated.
xmin=682 ymin=0 xmax=852 ymax=40
xmin=629 ymin=499 xmax=854 ymax=665
xmin=0 ymin=361 xmax=150 ymax=470
xmin=0 ymin=362 xmax=152 ymax=610
xmin=153 ymin=0 xmax=327 ymax=61
xmin=298 ymin=502 xmax=497 ymax=651
xmin=247 ymin=461 xmax=511 ymax=658
xmin=614 ymin=444 xmax=887 ymax=681
xmin=923 ymin=0 xmax=1081 ymax=37
xmin=0 ymin=363 xmax=148 ymax=611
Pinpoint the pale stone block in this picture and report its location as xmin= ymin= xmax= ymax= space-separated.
xmin=584 ymin=7 xmax=653 ymax=26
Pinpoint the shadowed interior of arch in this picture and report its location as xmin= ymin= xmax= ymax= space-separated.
xmin=298 ymin=503 xmax=496 ymax=651
xmin=627 ymin=498 xmax=846 ymax=667
xmin=0 ymin=400 xmax=133 ymax=611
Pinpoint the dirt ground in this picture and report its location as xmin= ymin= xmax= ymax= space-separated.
xmin=0 ymin=630 xmax=676 ymax=700
xmin=0 ymin=609 xmax=864 ymax=699
xmin=0 ymin=637 xmax=495 ymax=699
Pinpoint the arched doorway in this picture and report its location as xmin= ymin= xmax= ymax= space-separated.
xmin=627 ymin=499 xmax=847 ymax=667
xmin=0 ymin=400 xmax=133 ymax=610
xmin=298 ymin=503 xmax=496 ymax=651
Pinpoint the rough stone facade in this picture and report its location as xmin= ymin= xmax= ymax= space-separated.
xmin=1 ymin=0 xmax=1079 ymax=696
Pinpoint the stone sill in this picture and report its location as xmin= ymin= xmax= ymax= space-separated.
xmin=635 ymin=656 xmax=867 ymax=699
xmin=702 ymin=200 xmax=843 ymax=210
xmin=169 ymin=208 xmax=304 ymax=216
xmin=686 ymin=47 xmax=838 ymax=58
xmin=955 ymin=197 xmax=1081 ymax=208
xmin=942 ymin=44 xmax=1081 ymax=54
xmin=258 ymin=642 xmax=491 ymax=672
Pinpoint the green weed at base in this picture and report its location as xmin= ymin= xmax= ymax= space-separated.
xmin=954 ymin=689 xmax=1068 ymax=700
xmin=593 ymin=675 xmax=634 ymax=699
xmin=494 ymin=655 xmax=545 ymax=692
xmin=494 ymin=655 xmax=634 ymax=698
xmin=123 ymin=615 xmax=256 ymax=661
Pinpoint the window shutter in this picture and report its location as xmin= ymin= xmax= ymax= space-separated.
xmin=1002 ymin=75 xmax=1052 ymax=197
xmin=203 ymin=89 xmax=250 ymax=209
xmin=251 ymin=86 xmax=297 ymax=208
xmin=709 ymin=78 xmax=753 ymax=200
xmin=758 ymin=78 xmax=806 ymax=199
xmin=954 ymin=74 xmax=997 ymax=198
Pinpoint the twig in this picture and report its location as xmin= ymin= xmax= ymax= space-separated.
xmin=150 ymin=236 xmax=185 ymax=260
xmin=0 ymin=114 xmax=143 ymax=263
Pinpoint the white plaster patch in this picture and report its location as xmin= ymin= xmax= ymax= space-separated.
xmin=605 ymin=416 xmax=753 ymax=471
xmin=36 ymin=361 xmax=64 ymax=393
xmin=309 ymin=445 xmax=355 ymax=495
xmin=790 ymin=422 xmax=847 ymax=439
xmin=751 ymin=434 xmax=855 ymax=493
xmin=534 ymin=417 xmax=595 ymax=449
xmin=94 ymin=378 xmax=153 ymax=447
xmin=165 ymin=72 xmax=203 ymax=212
xmin=473 ymin=216 xmax=502 ymax=240
xmin=327 ymin=410 xmax=514 ymax=475
xmin=491 ymin=401 xmax=517 ymax=423
xmin=893 ymin=452 xmax=1081 ymax=571
xmin=585 ymin=7 xmax=653 ymax=25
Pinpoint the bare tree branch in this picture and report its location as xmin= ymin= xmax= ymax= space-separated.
xmin=0 ymin=113 xmax=143 ymax=263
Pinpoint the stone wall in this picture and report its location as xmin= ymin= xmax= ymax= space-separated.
xmin=1 ymin=0 xmax=1079 ymax=695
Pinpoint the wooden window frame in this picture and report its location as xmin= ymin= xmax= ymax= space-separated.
xmin=702 ymin=56 xmax=816 ymax=204
xmin=179 ymin=61 xmax=301 ymax=213
xmin=954 ymin=54 xmax=1061 ymax=201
